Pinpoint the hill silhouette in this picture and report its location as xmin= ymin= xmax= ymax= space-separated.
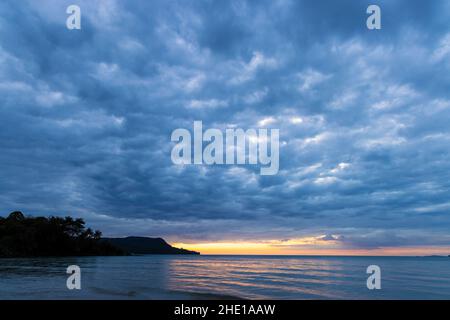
xmin=0 ymin=212 xmax=199 ymax=257
xmin=103 ymin=237 xmax=199 ymax=255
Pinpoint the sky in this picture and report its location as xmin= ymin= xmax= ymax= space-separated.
xmin=1 ymin=0 xmax=450 ymax=255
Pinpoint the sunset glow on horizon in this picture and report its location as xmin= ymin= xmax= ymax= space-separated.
xmin=173 ymin=238 xmax=450 ymax=256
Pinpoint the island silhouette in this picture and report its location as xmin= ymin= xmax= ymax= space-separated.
xmin=0 ymin=211 xmax=199 ymax=257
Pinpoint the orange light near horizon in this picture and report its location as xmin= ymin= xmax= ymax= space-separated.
xmin=174 ymin=242 xmax=272 ymax=255
xmin=173 ymin=240 xmax=450 ymax=256
xmin=173 ymin=236 xmax=339 ymax=255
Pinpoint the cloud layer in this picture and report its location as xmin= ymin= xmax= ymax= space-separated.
xmin=1 ymin=0 xmax=450 ymax=251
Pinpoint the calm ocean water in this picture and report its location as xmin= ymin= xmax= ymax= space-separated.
xmin=1 ymin=255 xmax=450 ymax=299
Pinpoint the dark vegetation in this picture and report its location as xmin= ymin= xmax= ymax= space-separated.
xmin=0 ymin=211 xmax=199 ymax=257
xmin=0 ymin=211 xmax=124 ymax=257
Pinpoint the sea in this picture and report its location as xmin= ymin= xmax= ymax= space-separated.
xmin=1 ymin=255 xmax=450 ymax=299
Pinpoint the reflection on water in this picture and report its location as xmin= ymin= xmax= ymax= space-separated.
xmin=166 ymin=257 xmax=350 ymax=299
xmin=1 ymin=255 xmax=450 ymax=299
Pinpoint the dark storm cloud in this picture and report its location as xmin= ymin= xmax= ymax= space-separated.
xmin=1 ymin=0 xmax=450 ymax=249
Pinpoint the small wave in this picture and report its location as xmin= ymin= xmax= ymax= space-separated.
xmin=89 ymin=287 xmax=139 ymax=298
xmin=167 ymin=289 xmax=244 ymax=300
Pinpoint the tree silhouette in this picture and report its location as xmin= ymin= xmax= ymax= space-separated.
xmin=0 ymin=211 xmax=124 ymax=257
